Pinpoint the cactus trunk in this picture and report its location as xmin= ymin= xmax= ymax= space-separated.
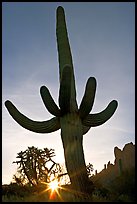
xmin=60 ymin=113 xmax=92 ymax=199
xmin=57 ymin=7 xmax=92 ymax=197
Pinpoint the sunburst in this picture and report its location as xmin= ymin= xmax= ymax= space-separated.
xmin=48 ymin=180 xmax=59 ymax=192
xmin=41 ymin=179 xmax=62 ymax=200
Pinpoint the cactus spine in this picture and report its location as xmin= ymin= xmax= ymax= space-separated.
xmin=5 ymin=6 xmax=118 ymax=200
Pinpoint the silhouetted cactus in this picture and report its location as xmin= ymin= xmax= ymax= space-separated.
xmin=5 ymin=6 xmax=118 ymax=200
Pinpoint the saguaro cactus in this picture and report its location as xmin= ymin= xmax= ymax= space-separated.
xmin=5 ymin=6 xmax=118 ymax=199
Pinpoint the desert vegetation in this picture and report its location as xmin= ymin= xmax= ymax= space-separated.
xmin=2 ymin=146 xmax=94 ymax=202
xmin=2 ymin=170 xmax=135 ymax=202
xmin=2 ymin=145 xmax=135 ymax=202
xmin=2 ymin=167 xmax=135 ymax=202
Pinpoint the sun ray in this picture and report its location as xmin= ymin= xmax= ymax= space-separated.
xmin=36 ymin=177 xmax=91 ymax=201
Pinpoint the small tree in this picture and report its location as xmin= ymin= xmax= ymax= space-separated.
xmin=86 ymin=163 xmax=94 ymax=177
xmin=13 ymin=146 xmax=62 ymax=186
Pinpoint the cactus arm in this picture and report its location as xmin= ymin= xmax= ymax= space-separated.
xmin=5 ymin=100 xmax=60 ymax=133
xmin=82 ymin=100 xmax=118 ymax=127
xmin=79 ymin=77 xmax=96 ymax=119
xmin=40 ymin=86 xmax=61 ymax=117
xmin=56 ymin=6 xmax=78 ymax=112
xmin=82 ymin=125 xmax=91 ymax=135
xmin=59 ymin=65 xmax=72 ymax=115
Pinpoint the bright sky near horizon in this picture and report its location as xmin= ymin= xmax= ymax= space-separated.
xmin=2 ymin=2 xmax=135 ymax=185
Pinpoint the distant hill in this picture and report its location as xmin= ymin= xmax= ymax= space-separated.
xmin=91 ymin=142 xmax=135 ymax=188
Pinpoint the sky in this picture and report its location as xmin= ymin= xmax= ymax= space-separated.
xmin=2 ymin=2 xmax=135 ymax=185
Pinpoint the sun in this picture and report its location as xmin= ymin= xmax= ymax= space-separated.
xmin=48 ymin=180 xmax=59 ymax=191
xmin=47 ymin=180 xmax=60 ymax=200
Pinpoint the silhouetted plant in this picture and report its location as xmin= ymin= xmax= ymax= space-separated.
xmin=13 ymin=146 xmax=61 ymax=186
xmin=2 ymin=182 xmax=32 ymax=199
xmin=5 ymin=6 xmax=118 ymax=200
xmin=86 ymin=163 xmax=94 ymax=177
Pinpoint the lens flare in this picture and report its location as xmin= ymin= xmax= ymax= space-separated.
xmin=48 ymin=180 xmax=59 ymax=200
xmin=49 ymin=180 xmax=59 ymax=191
